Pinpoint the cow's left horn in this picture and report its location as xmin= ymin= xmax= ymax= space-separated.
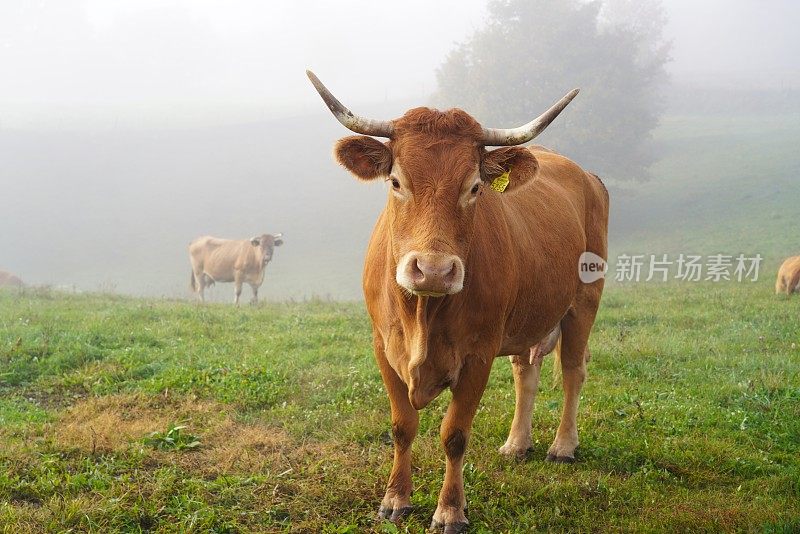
xmin=273 ymin=233 xmax=282 ymax=239
xmin=306 ymin=70 xmax=394 ymax=138
xmin=480 ymin=88 xmax=580 ymax=146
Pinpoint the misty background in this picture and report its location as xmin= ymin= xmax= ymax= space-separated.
xmin=2 ymin=0 xmax=799 ymax=300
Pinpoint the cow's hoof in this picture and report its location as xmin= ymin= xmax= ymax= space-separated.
xmin=498 ymin=442 xmax=531 ymax=459
xmin=377 ymin=505 xmax=413 ymax=523
xmin=430 ymin=518 xmax=469 ymax=533
xmin=545 ymin=452 xmax=575 ymax=463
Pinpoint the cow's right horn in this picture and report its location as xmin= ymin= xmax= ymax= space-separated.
xmin=306 ymin=70 xmax=394 ymax=138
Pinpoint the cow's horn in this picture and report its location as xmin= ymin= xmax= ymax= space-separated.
xmin=306 ymin=70 xmax=394 ymax=138
xmin=480 ymin=89 xmax=579 ymax=146
xmin=273 ymin=233 xmax=282 ymax=239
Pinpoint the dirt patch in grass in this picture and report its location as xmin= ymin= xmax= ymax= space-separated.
xmin=41 ymin=393 xmax=387 ymax=531
xmin=55 ymin=393 xmax=292 ymax=458
xmin=54 ymin=393 xmax=224 ymax=453
xmin=52 ymin=393 xmax=329 ymax=477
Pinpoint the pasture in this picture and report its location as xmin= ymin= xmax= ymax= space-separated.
xmin=1 ymin=282 xmax=798 ymax=532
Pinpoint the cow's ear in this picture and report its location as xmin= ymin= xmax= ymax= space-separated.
xmin=250 ymin=237 xmax=261 ymax=246
xmin=273 ymin=239 xmax=284 ymax=247
xmin=334 ymin=135 xmax=392 ymax=181
xmin=481 ymin=147 xmax=539 ymax=193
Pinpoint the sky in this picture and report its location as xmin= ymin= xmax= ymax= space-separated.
xmin=1 ymin=0 xmax=799 ymax=130
xmin=664 ymin=0 xmax=800 ymax=88
xmin=0 ymin=0 xmax=488 ymax=128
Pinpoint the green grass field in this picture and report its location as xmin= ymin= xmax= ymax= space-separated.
xmin=1 ymin=282 xmax=798 ymax=533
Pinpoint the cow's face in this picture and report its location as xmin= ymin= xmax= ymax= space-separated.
xmin=250 ymin=233 xmax=284 ymax=265
xmin=334 ymin=108 xmax=539 ymax=297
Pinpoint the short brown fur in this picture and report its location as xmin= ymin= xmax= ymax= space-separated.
xmin=775 ymin=255 xmax=800 ymax=295
xmin=331 ymin=106 xmax=608 ymax=530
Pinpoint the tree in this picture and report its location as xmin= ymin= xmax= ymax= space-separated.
xmin=434 ymin=0 xmax=670 ymax=182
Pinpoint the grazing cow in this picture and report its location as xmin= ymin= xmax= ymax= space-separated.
xmin=0 ymin=270 xmax=24 ymax=288
xmin=775 ymin=255 xmax=800 ymax=295
xmin=189 ymin=234 xmax=283 ymax=305
xmin=308 ymin=71 xmax=608 ymax=531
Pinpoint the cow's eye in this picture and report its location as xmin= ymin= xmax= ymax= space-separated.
xmin=390 ymin=178 xmax=401 ymax=190
xmin=470 ymin=183 xmax=480 ymax=195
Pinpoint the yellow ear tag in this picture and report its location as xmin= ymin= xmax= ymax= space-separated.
xmin=490 ymin=170 xmax=510 ymax=192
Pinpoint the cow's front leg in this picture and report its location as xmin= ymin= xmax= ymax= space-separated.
xmin=374 ymin=337 xmax=419 ymax=523
xmin=233 ymin=272 xmax=243 ymax=306
xmin=249 ymin=283 xmax=259 ymax=305
xmin=432 ymin=356 xmax=492 ymax=533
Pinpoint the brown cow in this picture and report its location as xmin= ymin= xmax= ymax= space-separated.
xmin=189 ymin=234 xmax=283 ymax=305
xmin=775 ymin=255 xmax=800 ymax=295
xmin=0 ymin=270 xmax=24 ymax=288
xmin=309 ymin=71 xmax=608 ymax=531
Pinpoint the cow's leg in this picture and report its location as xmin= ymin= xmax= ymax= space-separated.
xmin=547 ymin=287 xmax=602 ymax=463
xmin=776 ymin=275 xmax=786 ymax=295
xmin=249 ymin=283 xmax=259 ymax=305
xmin=374 ymin=335 xmax=419 ymax=523
xmin=196 ymin=272 xmax=206 ymax=303
xmin=233 ymin=272 xmax=243 ymax=306
xmin=499 ymin=353 xmax=542 ymax=459
xmin=499 ymin=325 xmax=560 ymax=458
xmin=432 ymin=355 xmax=492 ymax=532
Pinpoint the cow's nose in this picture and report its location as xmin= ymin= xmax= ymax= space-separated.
xmin=397 ymin=252 xmax=465 ymax=296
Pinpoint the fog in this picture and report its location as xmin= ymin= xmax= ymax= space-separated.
xmin=2 ymin=0 xmax=798 ymax=300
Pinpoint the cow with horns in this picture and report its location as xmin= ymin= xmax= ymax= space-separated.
xmin=189 ymin=233 xmax=283 ymax=305
xmin=308 ymin=70 xmax=608 ymax=532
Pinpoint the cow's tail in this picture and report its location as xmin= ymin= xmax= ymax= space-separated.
xmin=551 ymin=334 xmax=563 ymax=389
xmin=190 ymin=270 xmax=197 ymax=292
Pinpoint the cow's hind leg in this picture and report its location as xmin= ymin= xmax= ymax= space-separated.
xmin=547 ymin=288 xmax=602 ymax=463
xmin=499 ymin=354 xmax=542 ymax=459
xmin=499 ymin=324 xmax=560 ymax=459
xmin=193 ymin=270 xmax=206 ymax=302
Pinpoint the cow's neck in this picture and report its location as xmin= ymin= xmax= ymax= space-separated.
xmin=386 ymin=273 xmax=464 ymax=369
xmin=406 ymin=296 xmax=430 ymax=371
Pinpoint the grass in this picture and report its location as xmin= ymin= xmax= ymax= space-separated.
xmin=143 ymin=425 xmax=202 ymax=452
xmin=1 ymin=282 xmax=799 ymax=533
